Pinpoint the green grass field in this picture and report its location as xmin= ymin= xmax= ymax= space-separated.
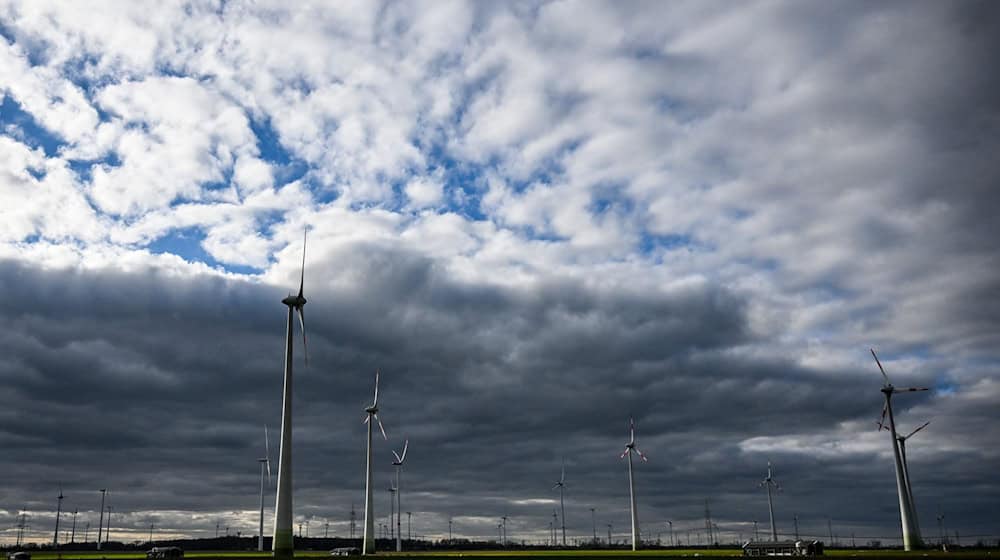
xmin=22 ymin=549 xmax=998 ymax=560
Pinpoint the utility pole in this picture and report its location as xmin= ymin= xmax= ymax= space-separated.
xmin=406 ymin=512 xmax=411 ymax=540
xmin=97 ymin=489 xmax=107 ymax=550
xmin=149 ymin=523 xmax=154 ymax=544
xmin=753 ymin=520 xmax=759 ymax=542
xmin=71 ymin=509 xmax=78 ymax=544
xmin=350 ymin=503 xmax=356 ymax=540
xmin=448 ymin=517 xmax=453 ymax=541
xmin=704 ymin=499 xmax=714 ymax=545
xmin=793 ymin=515 xmax=799 ymax=541
xmin=16 ymin=511 xmax=27 ymax=547
xmin=590 ymin=508 xmax=596 ymax=544
xmin=325 ymin=521 xmax=329 ymax=538
xmin=667 ymin=520 xmax=673 ymax=547
xmin=607 ymin=524 xmax=612 ymax=547
xmin=827 ymin=518 xmax=834 ymax=547
xmin=84 ymin=522 xmax=90 ymax=543
xmin=105 ymin=505 xmax=112 ymax=545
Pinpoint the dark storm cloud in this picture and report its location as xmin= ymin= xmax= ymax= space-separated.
xmin=2 ymin=229 xmax=998 ymax=545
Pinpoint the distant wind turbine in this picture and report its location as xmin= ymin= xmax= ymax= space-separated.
xmin=871 ymin=348 xmax=926 ymax=551
xmin=392 ymin=439 xmax=409 ymax=552
xmin=619 ymin=416 xmax=647 ymax=551
xmin=760 ymin=461 xmax=781 ymax=542
xmin=552 ymin=458 xmax=567 ymax=546
xmin=362 ymin=370 xmax=388 ymax=554
xmin=883 ymin=420 xmax=930 ymax=533
xmin=273 ymin=231 xmax=309 ymax=560
xmin=258 ymin=425 xmax=272 ymax=552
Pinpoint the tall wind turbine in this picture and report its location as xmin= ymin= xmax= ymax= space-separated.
xmin=362 ymin=370 xmax=388 ymax=555
xmin=871 ymin=348 xmax=926 ymax=551
xmin=273 ymin=231 xmax=309 ymax=560
xmin=760 ymin=461 xmax=780 ymax=542
xmin=392 ymin=439 xmax=409 ymax=552
xmin=258 ymin=426 xmax=272 ymax=552
xmin=552 ymin=458 xmax=567 ymax=546
xmin=619 ymin=417 xmax=647 ymax=551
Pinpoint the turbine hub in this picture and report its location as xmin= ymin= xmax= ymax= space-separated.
xmin=282 ymin=294 xmax=307 ymax=307
xmin=366 ymin=405 xmax=378 ymax=414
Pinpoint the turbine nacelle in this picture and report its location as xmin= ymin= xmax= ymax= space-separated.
xmin=363 ymin=370 xmax=388 ymax=440
xmin=281 ymin=294 xmax=307 ymax=307
xmin=620 ymin=417 xmax=648 ymax=462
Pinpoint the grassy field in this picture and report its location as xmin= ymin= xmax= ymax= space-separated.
xmin=21 ymin=549 xmax=999 ymax=560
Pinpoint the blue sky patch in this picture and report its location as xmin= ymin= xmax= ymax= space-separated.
xmin=0 ymin=95 xmax=66 ymax=157
xmin=147 ymin=227 xmax=262 ymax=275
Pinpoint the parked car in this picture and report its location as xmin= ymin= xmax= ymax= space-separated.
xmin=146 ymin=547 xmax=184 ymax=560
xmin=329 ymin=547 xmax=360 ymax=556
xmin=7 ymin=553 xmax=30 ymax=560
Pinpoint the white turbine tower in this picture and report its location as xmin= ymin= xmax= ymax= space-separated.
xmin=760 ymin=461 xmax=780 ymax=542
xmin=871 ymin=348 xmax=926 ymax=551
xmin=392 ymin=440 xmax=409 ymax=552
xmin=552 ymin=458 xmax=567 ymax=546
xmin=619 ymin=417 xmax=647 ymax=551
xmin=362 ymin=370 xmax=388 ymax=555
xmin=258 ymin=426 xmax=272 ymax=552
xmin=273 ymin=231 xmax=309 ymax=560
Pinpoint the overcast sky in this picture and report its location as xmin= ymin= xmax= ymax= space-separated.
xmin=2 ymin=0 xmax=999 ymax=548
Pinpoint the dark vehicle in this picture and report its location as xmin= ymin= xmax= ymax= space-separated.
xmin=146 ymin=547 xmax=184 ymax=560
xmin=743 ymin=540 xmax=824 ymax=556
xmin=329 ymin=547 xmax=360 ymax=556
xmin=7 ymin=552 xmax=30 ymax=560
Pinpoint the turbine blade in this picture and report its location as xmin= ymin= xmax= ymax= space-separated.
xmin=376 ymin=414 xmax=387 ymax=440
xmin=298 ymin=229 xmax=306 ymax=298
xmin=560 ymin=458 xmax=565 ymax=483
xmin=897 ymin=387 xmax=929 ymax=392
xmin=363 ymin=414 xmax=370 ymax=424
xmin=905 ymin=420 xmax=931 ymax=439
xmin=619 ymin=449 xmax=629 ymax=460
xmin=635 ymin=448 xmax=648 ymax=462
xmin=877 ymin=402 xmax=888 ymax=431
xmin=399 ymin=439 xmax=408 ymax=463
xmin=552 ymin=483 xmax=560 ymax=490
xmin=392 ymin=450 xmax=402 ymax=464
xmin=374 ymin=370 xmax=380 ymax=406
xmin=871 ymin=348 xmax=889 ymax=383
xmin=297 ymin=307 xmax=309 ymax=366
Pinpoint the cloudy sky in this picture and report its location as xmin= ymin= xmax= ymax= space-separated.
xmin=2 ymin=0 xmax=999 ymax=548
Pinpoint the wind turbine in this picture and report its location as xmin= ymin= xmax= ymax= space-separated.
xmin=258 ymin=425 xmax=272 ymax=552
xmin=619 ymin=416 xmax=647 ymax=551
xmin=871 ymin=348 xmax=926 ymax=551
xmin=552 ymin=458 xmax=567 ymax=546
xmin=883 ymin=420 xmax=930 ymax=533
xmin=273 ymin=231 xmax=309 ymax=560
xmin=392 ymin=439 xmax=409 ymax=552
xmin=760 ymin=461 xmax=781 ymax=542
xmin=362 ymin=370 xmax=388 ymax=555
xmin=53 ymin=487 xmax=64 ymax=546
